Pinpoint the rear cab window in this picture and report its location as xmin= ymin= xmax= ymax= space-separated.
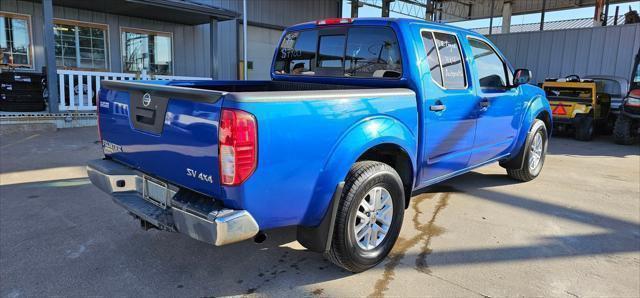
xmin=274 ymin=30 xmax=317 ymax=75
xmin=274 ymin=26 xmax=402 ymax=79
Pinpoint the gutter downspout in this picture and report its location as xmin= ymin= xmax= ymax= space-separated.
xmin=242 ymin=0 xmax=248 ymax=80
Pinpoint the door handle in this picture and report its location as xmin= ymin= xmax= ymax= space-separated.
xmin=479 ymin=98 xmax=490 ymax=108
xmin=430 ymin=104 xmax=446 ymax=112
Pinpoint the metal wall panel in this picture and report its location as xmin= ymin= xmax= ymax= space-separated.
xmin=217 ymin=19 xmax=239 ymax=80
xmin=488 ymin=24 xmax=640 ymax=83
xmin=193 ymin=0 xmax=340 ymax=28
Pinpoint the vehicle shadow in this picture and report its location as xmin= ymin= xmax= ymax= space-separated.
xmin=110 ymin=226 xmax=352 ymax=297
xmin=399 ymin=170 xmax=640 ymax=273
xmin=547 ymin=134 xmax=640 ymax=158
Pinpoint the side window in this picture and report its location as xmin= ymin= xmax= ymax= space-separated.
xmin=345 ymin=27 xmax=402 ymax=78
xmin=422 ymin=31 xmax=466 ymax=89
xmin=432 ymin=32 xmax=466 ymax=89
xmin=421 ymin=31 xmax=443 ymax=86
xmin=468 ymin=38 xmax=508 ymax=90
xmin=274 ymin=30 xmax=318 ymax=75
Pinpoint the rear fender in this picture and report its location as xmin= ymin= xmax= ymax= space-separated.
xmin=301 ymin=115 xmax=417 ymax=227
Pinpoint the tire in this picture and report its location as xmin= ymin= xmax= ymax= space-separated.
xmin=325 ymin=161 xmax=405 ymax=273
xmin=506 ymin=119 xmax=548 ymax=182
xmin=597 ymin=116 xmax=615 ymax=135
xmin=575 ymin=116 xmax=594 ymax=141
xmin=613 ymin=115 xmax=638 ymax=145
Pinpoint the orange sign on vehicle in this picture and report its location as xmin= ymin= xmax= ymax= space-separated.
xmin=553 ymin=104 xmax=567 ymax=115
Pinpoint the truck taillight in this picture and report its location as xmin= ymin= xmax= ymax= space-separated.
xmin=626 ymin=95 xmax=640 ymax=107
xmin=219 ymin=108 xmax=257 ymax=186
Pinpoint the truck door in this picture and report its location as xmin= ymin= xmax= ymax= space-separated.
xmin=419 ymin=30 xmax=477 ymax=183
xmin=465 ymin=37 xmax=522 ymax=165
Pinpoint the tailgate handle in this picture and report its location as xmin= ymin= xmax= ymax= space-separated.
xmin=129 ymin=91 xmax=168 ymax=135
xmin=135 ymin=108 xmax=156 ymax=125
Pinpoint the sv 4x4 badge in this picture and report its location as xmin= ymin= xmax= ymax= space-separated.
xmin=186 ymin=168 xmax=214 ymax=184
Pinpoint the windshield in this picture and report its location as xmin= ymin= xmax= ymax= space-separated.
xmin=274 ymin=26 xmax=402 ymax=79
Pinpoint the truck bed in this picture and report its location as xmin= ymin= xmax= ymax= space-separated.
xmin=98 ymin=79 xmax=417 ymax=228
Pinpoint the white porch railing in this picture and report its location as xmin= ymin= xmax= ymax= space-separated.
xmin=57 ymin=70 xmax=211 ymax=111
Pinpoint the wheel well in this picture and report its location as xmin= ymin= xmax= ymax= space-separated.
xmin=356 ymin=143 xmax=413 ymax=208
xmin=537 ymin=110 xmax=552 ymax=136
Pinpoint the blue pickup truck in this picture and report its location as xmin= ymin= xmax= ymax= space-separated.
xmin=88 ymin=18 xmax=551 ymax=272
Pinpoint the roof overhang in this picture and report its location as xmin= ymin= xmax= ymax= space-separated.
xmin=358 ymin=0 xmax=636 ymax=23
xmin=49 ymin=0 xmax=239 ymax=25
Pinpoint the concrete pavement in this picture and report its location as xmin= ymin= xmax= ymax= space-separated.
xmin=1 ymin=127 xmax=638 ymax=297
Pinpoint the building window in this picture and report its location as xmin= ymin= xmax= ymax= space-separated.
xmin=0 ymin=12 xmax=33 ymax=69
xmin=54 ymin=20 xmax=108 ymax=71
xmin=121 ymin=28 xmax=172 ymax=75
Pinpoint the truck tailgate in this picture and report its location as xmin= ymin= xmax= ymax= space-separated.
xmin=98 ymin=81 xmax=226 ymax=198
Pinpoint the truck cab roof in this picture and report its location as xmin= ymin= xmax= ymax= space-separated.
xmin=287 ymin=17 xmax=481 ymax=38
xmin=272 ymin=17 xmax=491 ymax=88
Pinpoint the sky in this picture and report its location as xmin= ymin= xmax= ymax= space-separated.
xmin=341 ymin=1 xmax=640 ymax=29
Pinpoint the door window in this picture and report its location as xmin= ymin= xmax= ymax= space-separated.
xmin=421 ymin=31 xmax=443 ymax=86
xmin=421 ymin=31 xmax=466 ymax=89
xmin=468 ymin=38 xmax=509 ymax=90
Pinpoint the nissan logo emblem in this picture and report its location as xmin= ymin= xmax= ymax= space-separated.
xmin=142 ymin=93 xmax=152 ymax=107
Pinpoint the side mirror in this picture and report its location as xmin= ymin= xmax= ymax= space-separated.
xmin=513 ymin=68 xmax=532 ymax=87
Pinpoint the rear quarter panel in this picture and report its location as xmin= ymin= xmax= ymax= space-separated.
xmin=222 ymin=90 xmax=418 ymax=229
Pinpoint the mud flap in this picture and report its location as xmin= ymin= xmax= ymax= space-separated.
xmin=296 ymin=182 xmax=344 ymax=253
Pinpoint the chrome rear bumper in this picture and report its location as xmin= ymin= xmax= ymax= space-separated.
xmin=86 ymin=159 xmax=259 ymax=246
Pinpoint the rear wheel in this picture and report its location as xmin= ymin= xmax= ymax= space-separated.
xmin=505 ymin=119 xmax=548 ymax=182
xmin=575 ymin=116 xmax=594 ymax=141
xmin=325 ymin=161 xmax=404 ymax=273
xmin=613 ymin=115 xmax=638 ymax=145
